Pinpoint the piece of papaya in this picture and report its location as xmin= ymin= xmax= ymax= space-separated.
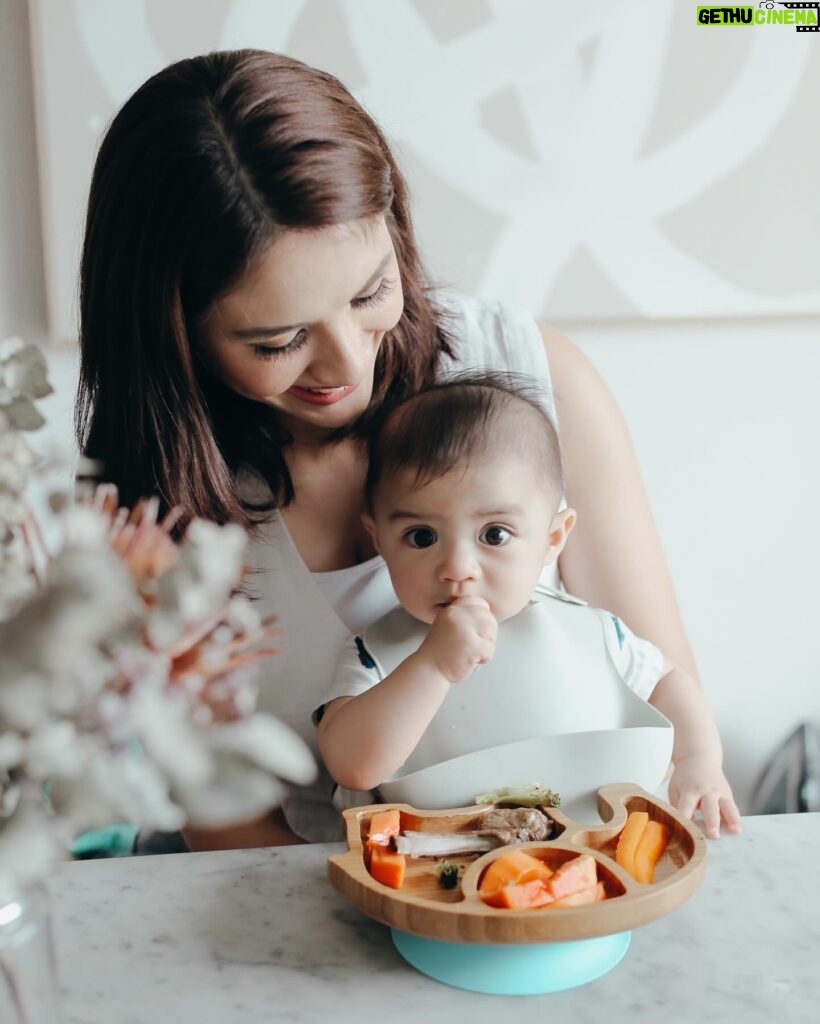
xmin=481 ymin=878 xmax=555 ymax=909
xmin=615 ymin=810 xmax=649 ymax=878
xmin=478 ymin=849 xmax=553 ymax=897
xmin=546 ymin=854 xmax=598 ymax=900
xmin=633 ymin=819 xmax=670 ymax=884
xmin=366 ymin=808 xmax=401 ymax=848
xmin=368 ymin=845 xmax=406 ymax=889
xmin=550 ymin=881 xmax=606 ymax=908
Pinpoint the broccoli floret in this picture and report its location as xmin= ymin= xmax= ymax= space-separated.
xmin=436 ymin=860 xmax=460 ymax=889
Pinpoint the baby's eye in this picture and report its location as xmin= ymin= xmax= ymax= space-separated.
xmin=404 ymin=527 xmax=437 ymax=549
xmin=480 ymin=525 xmax=512 ymax=547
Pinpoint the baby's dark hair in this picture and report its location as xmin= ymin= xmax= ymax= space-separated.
xmin=365 ymin=371 xmax=563 ymax=508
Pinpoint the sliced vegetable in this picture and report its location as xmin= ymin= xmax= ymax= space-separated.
xmin=369 ymin=845 xmax=406 ymax=889
xmin=546 ymin=854 xmax=598 ymax=900
xmin=614 ymin=810 xmax=649 ymax=878
xmin=550 ymin=881 xmax=606 ymax=908
xmin=395 ymin=831 xmax=497 ymax=857
xmin=478 ymin=849 xmax=553 ymax=898
xmin=633 ymin=820 xmax=670 ymax=884
xmin=367 ymin=808 xmax=401 ymax=847
xmin=481 ymin=878 xmax=555 ymax=910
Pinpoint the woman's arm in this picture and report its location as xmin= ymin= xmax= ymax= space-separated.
xmin=539 ymin=324 xmax=700 ymax=683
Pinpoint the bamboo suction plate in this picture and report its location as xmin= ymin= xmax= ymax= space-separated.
xmin=328 ymin=783 xmax=707 ymax=994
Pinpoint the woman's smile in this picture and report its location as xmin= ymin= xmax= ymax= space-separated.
xmin=287 ymin=384 xmax=358 ymax=406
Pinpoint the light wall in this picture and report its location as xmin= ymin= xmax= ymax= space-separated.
xmin=2 ymin=0 xmax=819 ymax=813
xmin=0 ymin=0 xmax=48 ymax=343
xmin=572 ymin=319 xmax=820 ymax=812
xmin=25 ymin=0 xmax=820 ymax=340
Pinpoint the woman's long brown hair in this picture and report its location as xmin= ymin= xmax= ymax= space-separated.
xmin=76 ymin=50 xmax=452 ymax=529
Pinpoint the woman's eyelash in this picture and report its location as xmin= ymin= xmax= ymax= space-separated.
xmin=250 ymin=278 xmax=395 ymax=359
xmin=350 ymin=277 xmax=395 ymax=310
xmin=252 ymin=330 xmax=309 ymax=361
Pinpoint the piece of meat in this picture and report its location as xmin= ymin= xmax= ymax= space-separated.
xmin=476 ymin=807 xmax=553 ymax=844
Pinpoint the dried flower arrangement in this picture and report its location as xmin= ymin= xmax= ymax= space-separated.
xmin=0 ymin=337 xmax=316 ymax=894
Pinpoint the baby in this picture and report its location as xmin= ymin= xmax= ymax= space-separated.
xmin=316 ymin=372 xmax=741 ymax=837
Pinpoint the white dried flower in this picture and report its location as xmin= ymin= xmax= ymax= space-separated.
xmin=25 ymin=721 xmax=85 ymax=781
xmin=172 ymin=757 xmax=286 ymax=829
xmin=0 ymin=492 xmax=26 ymax=530
xmin=0 ymin=338 xmax=53 ymax=404
xmin=60 ymin=504 xmax=111 ymax=548
xmin=127 ymin=686 xmax=212 ymax=788
xmin=145 ymin=518 xmax=248 ymax=648
xmin=1 ymin=398 xmax=46 ymax=432
xmin=0 ymin=796 xmax=62 ymax=896
xmin=224 ymin=594 xmax=263 ymax=636
xmin=0 ymin=733 xmax=26 ymax=772
xmin=206 ymin=715 xmax=317 ymax=786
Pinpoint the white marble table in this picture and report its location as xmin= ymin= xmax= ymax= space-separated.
xmin=49 ymin=813 xmax=819 ymax=1023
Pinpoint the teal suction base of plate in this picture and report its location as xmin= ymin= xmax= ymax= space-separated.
xmin=391 ymin=928 xmax=631 ymax=995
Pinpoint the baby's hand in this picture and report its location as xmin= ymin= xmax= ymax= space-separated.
xmin=668 ymin=755 xmax=743 ymax=839
xmin=420 ymin=596 xmax=497 ymax=683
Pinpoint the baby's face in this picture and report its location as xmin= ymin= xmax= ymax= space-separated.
xmin=367 ymin=457 xmax=560 ymax=625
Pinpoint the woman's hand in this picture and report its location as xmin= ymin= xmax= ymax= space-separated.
xmin=669 ymin=755 xmax=742 ymax=839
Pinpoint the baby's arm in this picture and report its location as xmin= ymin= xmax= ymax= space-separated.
xmin=650 ymin=661 xmax=742 ymax=838
xmin=318 ymin=597 xmax=497 ymax=792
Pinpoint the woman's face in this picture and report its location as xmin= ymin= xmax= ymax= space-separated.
xmin=197 ymin=216 xmax=403 ymax=443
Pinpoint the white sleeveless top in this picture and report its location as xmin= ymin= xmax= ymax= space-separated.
xmin=244 ymin=292 xmax=559 ymax=841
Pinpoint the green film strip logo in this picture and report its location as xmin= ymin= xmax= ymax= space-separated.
xmin=697 ymin=3 xmax=820 ymax=29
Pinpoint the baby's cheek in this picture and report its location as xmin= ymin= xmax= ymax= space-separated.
xmin=393 ymin=574 xmax=419 ymax=609
xmin=392 ymin=572 xmax=430 ymax=622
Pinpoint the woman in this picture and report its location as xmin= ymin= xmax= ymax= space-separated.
xmin=77 ymin=50 xmax=712 ymax=849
